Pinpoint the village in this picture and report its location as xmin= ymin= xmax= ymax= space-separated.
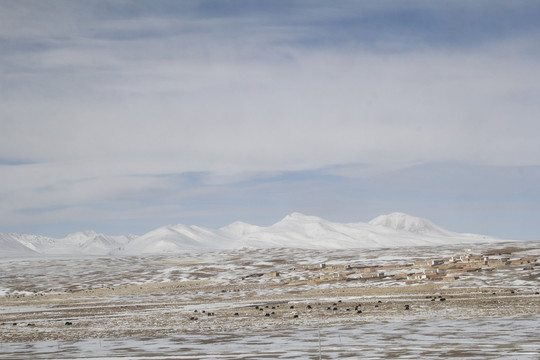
xmin=262 ymin=247 xmax=538 ymax=286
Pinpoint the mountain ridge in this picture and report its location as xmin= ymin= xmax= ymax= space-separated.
xmin=369 ymin=212 xmax=451 ymax=236
xmin=1 ymin=212 xmax=502 ymax=257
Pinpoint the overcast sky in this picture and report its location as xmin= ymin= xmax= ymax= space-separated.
xmin=1 ymin=0 xmax=540 ymax=239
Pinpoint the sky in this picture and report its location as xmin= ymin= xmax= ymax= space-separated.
xmin=1 ymin=0 xmax=540 ymax=240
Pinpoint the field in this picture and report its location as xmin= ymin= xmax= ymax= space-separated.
xmin=1 ymin=241 xmax=539 ymax=359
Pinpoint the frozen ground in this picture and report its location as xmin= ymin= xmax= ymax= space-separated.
xmin=1 ymin=241 xmax=539 ymax=359
xmin=1 ymin=316 xmax=539 ymax=359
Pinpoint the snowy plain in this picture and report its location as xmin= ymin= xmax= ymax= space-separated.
xmin=2 ymin=316 xmax=539 ymax=359
xmin=1 ymin=239 xmax=539 ymax=359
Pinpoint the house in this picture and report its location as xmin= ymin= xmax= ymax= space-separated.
xmin=424 ymin=268 xmax=445 ymax=275
xmin=319 ymin=273 xmax=345 ymax=281
xmin=362 ymin=272 xmax=384 ymax=279
xmin=469 ymin=254 xmax=484 ymax=262
xmin=487 ymin=258 xmax=509 ymax=266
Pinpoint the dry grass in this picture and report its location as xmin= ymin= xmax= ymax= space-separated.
xmin=2 ymin=279 xmax=539 ymax=343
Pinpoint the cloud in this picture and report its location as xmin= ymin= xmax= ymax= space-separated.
xmin=1 ymin=1 xmax=540 ymax=236
xmin=3 ymin=48 xmax=539 ymax=167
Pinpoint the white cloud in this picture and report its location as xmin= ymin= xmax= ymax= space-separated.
xmin=2 ymin=47 xmax=540 ymax=202
xmin=8 ymin=48 xmax=540 ymax=166
xmin=1 ymin=1 xmax=540 ymax=234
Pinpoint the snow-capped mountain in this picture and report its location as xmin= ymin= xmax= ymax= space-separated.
xmin=12 ymin=231 xmax=136 ymax=256
xmin=234 ymin=213 xmax=363 ymax=249
xmin=73 ymin=231 xmax=136 ymax=254
xmin=219 ymin=221 xmax=263 ymax=238
xmin=125 ymin=224 xmax=232 ymax=254
xmin=124 ymin=212 xmax=500 ymax=253
xmin=368 ymin=212 xmax=450 ymax=236
xmin=230 ymin=212 xmax=492 ymax=249
xmin=2 ymin=212 xmax=502 ymax=257
xmin=0 ymin=232 xmax=37 ymax=257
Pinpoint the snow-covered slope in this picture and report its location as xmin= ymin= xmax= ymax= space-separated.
xmin=125 ymin=212 xmax=500 ymax=253
xmin=236 ymin=213 xmax=363 ymax=248
xmin=219 ymin=221 xmax=262 ymax=238
xmin=73 ymin=231 xmax=135 ymax=255
xmin=13 ymin=231 xmax=135 ymax=256
xmin=235 ymin=212 xmax=494 ymax=249
xmin=0 ymin=232 xmax=37 ymax=257
xmin=368 ymin=212 xmax=450 ymax=236
xmin=3 ymin=212 xmax=502 ymax=257
xmin=125 ymin=224 xmax=232 ymax=254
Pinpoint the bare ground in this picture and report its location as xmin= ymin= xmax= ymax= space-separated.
xmin=1 ymin=280 xmax=539 ymax=343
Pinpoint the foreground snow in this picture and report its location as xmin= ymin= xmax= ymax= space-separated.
xmin=2 ymin=316 xmax=539 ymax=359
xmin=1 ymin=212 xmax=503 ymax=257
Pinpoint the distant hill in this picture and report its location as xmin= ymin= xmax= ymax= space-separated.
xmin=2 ymin=212 xmax=502 ymax=257
xmin=11 ymin=231 xmax=135 ymax=256
xmin=368 ymin=212 xmax=451 ymax=236
xmin=0 ymin=232 xmax=38 ymax=257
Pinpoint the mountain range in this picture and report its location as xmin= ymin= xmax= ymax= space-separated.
xmin=0 ymin=212 xmax=500 ymax=258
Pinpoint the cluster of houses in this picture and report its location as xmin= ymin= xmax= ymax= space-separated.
xmin=266 ymin=249 xmax=537 ymax=286
xmin=405 ymin=252 xmax=536 ymax=282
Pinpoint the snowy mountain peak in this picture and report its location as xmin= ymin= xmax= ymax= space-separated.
xmin=125 ymin=223 xmax=232 ymax=254
xmin=2 ymin=212 xmax=502 ymax=257
xmin=63 ymin=230 xmax=100 ymax=241
xmin=288 ymin=212 xmax=309 ymax=218
xmin=369 ymin=212 xmax=450 ymax=235
xmin=277 ymin=212 xmax=326 ymax=224
xmin=0 ymin=232 xmax=37 ymax=257
xmin=219 ymin=221 xmax=261 ymax=237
